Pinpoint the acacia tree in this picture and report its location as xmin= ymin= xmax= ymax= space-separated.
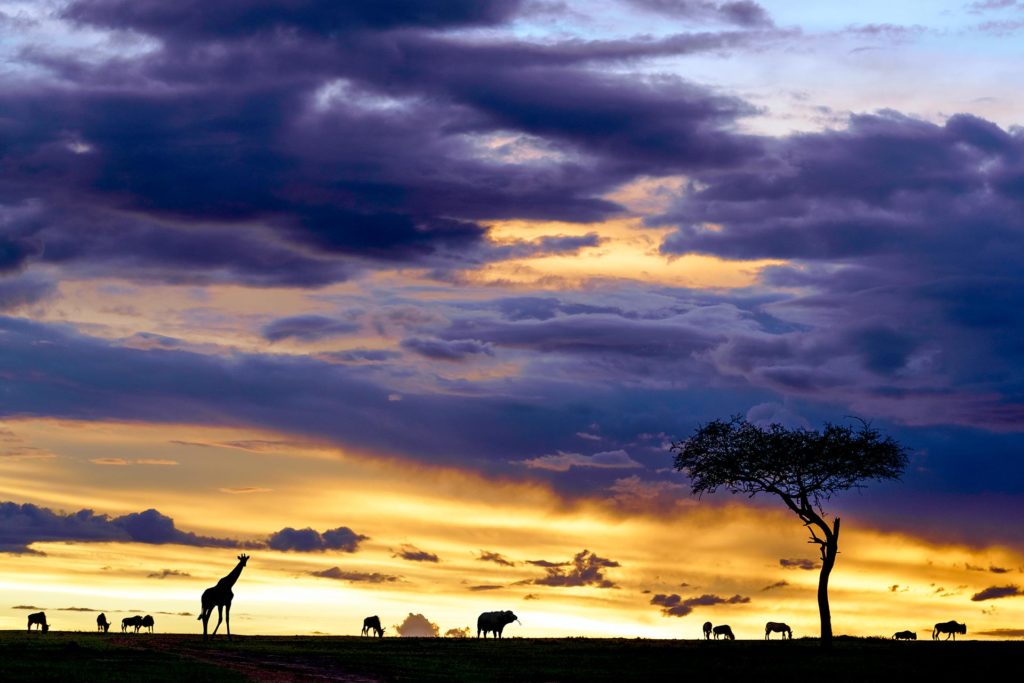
xmin=670 ymin=417 xmax=907 ymax=648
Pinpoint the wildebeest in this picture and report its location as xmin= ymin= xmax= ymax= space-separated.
xmin=141 ymin=615 xmax=155 ymax=633
xmin=712 ymin=624 xmax=735 ymax=640
xmin=361 ymin=615 xmax=384 ymax=637
xmin=933 ymin=620 xmax=966 ymax=640
xmin=27 ymin=612 xmax=48 ymax=633
xmin=893 ymin=630 xmax=917 ymax=640
xmin=477 ymin=610 xmax=520 ymax=639
xmin=97 ymin=613 xmax=110 ymax=633
xmin=765 ymin=621 xmax=792 ymax=639
xmin=702 ymin=621 xmax=712 ymax=640
xmin=122 ymin=615 xmax=144 ymax=633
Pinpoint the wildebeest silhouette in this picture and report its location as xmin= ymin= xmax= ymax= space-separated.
xmin=97 ymin=613 xmax=110 ymax=633
xmin=765 ymin=621 xmax=792 ymax=639
xmin=141 ymin=614 xmax=155 ymax=633
xmin=893 ymin=630 xmax=917 ymax=640
xmin=702 ymin=621 xmax=712 ymax=640
xmin=712 ymin=624 xmax=735 ymax=640
xmin=27 ymin=612 xmax=48 ymax=633
xmin=198 ymin=553 xmax=249 ymax=640
xmin=362 ymin=615 xmax=384 ymax=637
xmin=477 ymin=610 xmax=519 ymax=639
xmin=933 ymin=621 xmax=966 ymax=640
xmin=122 ymin=615 xmax=144 ymax=633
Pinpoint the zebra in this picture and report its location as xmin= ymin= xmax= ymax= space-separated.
xmin=932 ymin=621 xmax=966 ymax=640
xmin=765 ymin=621 xmax=792 ymax=640
xmin=361 ymin=615 xmax=384 ymax=638
xmin=702 ymin=621 xmax=712 ymax=640
xmin=141 ymin=615 xmax=155 ymax=633
xmin=97 ymin=613 xmax=110 ymax=633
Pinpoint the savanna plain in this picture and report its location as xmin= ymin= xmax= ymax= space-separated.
xmin=2 ymin=631 xmax=1018 ymax=682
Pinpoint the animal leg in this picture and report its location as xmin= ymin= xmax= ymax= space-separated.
xmin=226 ymin=603 xmax=232 ymax=641
xmin=212 ymin=605 xmax=223 ymax=636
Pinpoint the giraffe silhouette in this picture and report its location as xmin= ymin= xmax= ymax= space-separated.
xmin=198 ymin=553 xmax=249 ymax=640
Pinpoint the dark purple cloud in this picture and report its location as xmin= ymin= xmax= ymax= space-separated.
xmin=147 ymin=569 xmax=191 ymax=579
xmin=779 ymin=558 xmax=820 ymax=570
xmin=0 ymin=0 xmax=771 ymax=291
xmin=0 ymin=502 xmax=247 ymax=554
xmin=310 ymin=567 xmax=400 ymax=583
xmin=400 ymin=337 xmax=494 ymax=361
xmin=262 ymin=315 xmax=360 ymax=343
xmin=64 ymin=0 xmax=527 ymax=38
xmin=267 ymin=525 xmax=368 ymax=552
xmin=478 ymin=551 xmax=516 ymax=567
xmin=971 ymin=585 xmax=1023 ymax=601
xmin=529 ymin=549 xmax=620 ymax=588
xmin=651 ymin=592 xmax=750 ymax=617
xmin=394 ymin=544 xmax=440 ymax=563
xmin=655 ymin=112 xmax=1024 ymax=433
xmin=626 ymin=0 xmax=773 ymax=27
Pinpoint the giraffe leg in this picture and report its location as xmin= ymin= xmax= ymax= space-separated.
xmin=212 ymin=605 xmax=223 ymax=636
xmin=226 ymin=602 xmax=232 ymax=641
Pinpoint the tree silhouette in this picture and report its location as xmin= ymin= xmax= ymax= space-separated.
xmin=670 ymin=417 xmax=907 ymax=648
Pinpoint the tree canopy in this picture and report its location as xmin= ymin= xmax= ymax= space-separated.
xmin=672 ymin=416 xmax=908 ymax=514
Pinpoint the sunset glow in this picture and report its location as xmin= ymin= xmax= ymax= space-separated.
xmin=3 ymin=0 xmax=1024 ymax=644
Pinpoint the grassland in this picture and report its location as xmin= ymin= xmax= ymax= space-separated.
xmin=1 ymin=632 xmax=1019 ymax=682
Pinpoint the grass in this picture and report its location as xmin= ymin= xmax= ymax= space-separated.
xmin=2 ymin=632 xmax=1019 ymax=682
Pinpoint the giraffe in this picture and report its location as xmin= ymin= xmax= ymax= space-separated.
xmin=198 ymin=553 xmax=249 ymax=640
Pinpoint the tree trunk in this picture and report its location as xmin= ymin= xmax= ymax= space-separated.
xmin=817 ymin=517 xmax=840 ymax=649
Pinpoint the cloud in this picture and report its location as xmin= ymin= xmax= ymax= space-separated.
xmin=0 ymin=502 xmax=248 ymax=554
xmin=262 ymin=315 xmax=360 ymax=343
xmin=780 ymin=558 xmax=820 ymax=571
xmin=147 ymin=569 xmax=191 ymax=579
xmin=309 ymin=567 xmax=401 ymax=584
xmin=468 ymin=585 xmax=504 ymax=591
xmin=394 ymin=612 xmax=439 ymax=637
xmin=394 ymin=544 xmax=440 ymax=563
xmin=219 ymin=487 xmax=273 ymax=495
xmin=761 ymin=581 xmax=788 ymax=591
xmin=478 ymin=550 xmax=516 ymax=567
xmin=64 ymin=0 xmax=528 ymax=38
xmin=971 ymin=585 xmax=1024 ymax=601
xmin=267 ymin=526 xmax=368 ymax=553
xmin=651 ymin=592 xmax=751 ymax=617
xmin=528 ymin=549 xmax=620 ymax=588
xmin=400 ymin=337 xmax=494 ymax=361
xmin=519 ymin=450 xmax=643 ymax=472
xmin=625 ymin=0 xmax=773 ymax=27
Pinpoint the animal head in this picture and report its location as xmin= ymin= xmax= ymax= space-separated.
xmin=42 ymin=623 xmax=49 ymax=633
xmin=237 ymin=553 xmax=250 ymax=565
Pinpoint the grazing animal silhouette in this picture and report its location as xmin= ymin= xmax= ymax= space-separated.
xmin=141 ymin=614 xmax=155 ymax=633
xmin=361 ymin=615 xmax=384 ymax=637
xmin=198 ymin=553 xmax=249 ymax=640
xmin=476 ymin=610 xmax=520 ymax=639
xmin=765 ymin=621 xmax=792 ymax=639
xmin=27 ymin=612 xmax=48 ymax=633
xmin=712 ymin=624 xmax=735 ymax=640
xmin=702 ymin=621 xmax=712 ymax=640
xmin=932 ymin=621 xmax=966 ymax=640
xmin=97 ymin=613 xmax=110 ymax=633
xmin=122 ymin=615 xmax=144 ymax=633
xmin=893 ymin=630 xmax=917 ymax=640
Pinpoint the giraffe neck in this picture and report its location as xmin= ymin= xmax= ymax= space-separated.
xmin=218 ymin=559 xmax=246 ymax=589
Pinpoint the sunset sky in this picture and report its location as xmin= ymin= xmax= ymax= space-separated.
xmin=1 ymin=0 xmax=1024 ymax=641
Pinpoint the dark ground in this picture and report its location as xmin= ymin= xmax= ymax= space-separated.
xmin=1 ymin=632 xmax=1017 ymax=682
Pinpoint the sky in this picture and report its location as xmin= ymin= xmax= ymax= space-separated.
xmin=1 ymin=0 xmax=1024 ymax=640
